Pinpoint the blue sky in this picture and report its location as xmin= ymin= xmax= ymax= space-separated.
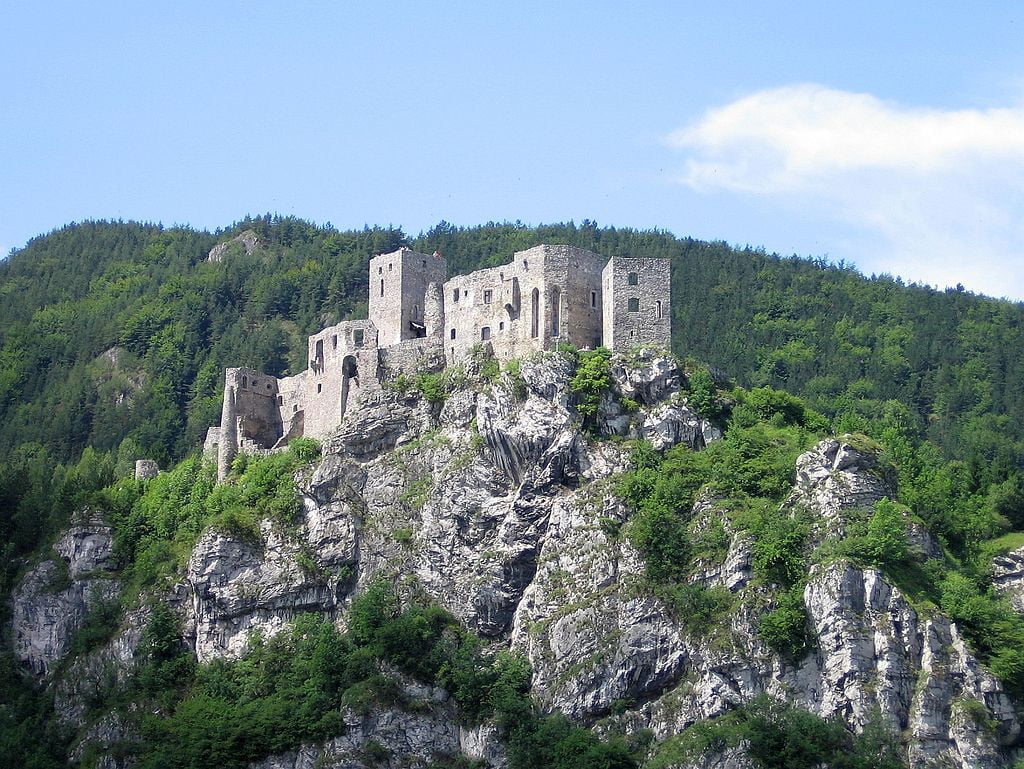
xmin=2 ymin=2 xmax=1023 ymax=298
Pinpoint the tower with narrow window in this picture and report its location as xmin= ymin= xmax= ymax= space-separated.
xmin=368 ymin=248 xmax=447 ymax=347
xmin=601 ymin=257 xmax=671 ymax=351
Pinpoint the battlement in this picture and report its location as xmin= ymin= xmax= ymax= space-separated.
xmin=209 ymin=244 xmax=670 ymax=478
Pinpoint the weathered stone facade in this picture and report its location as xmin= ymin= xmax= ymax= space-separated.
xmin=602 ymin=256 xmax=671 ymax=350
xmin=206 ymin=244 xmax=670 ymax=479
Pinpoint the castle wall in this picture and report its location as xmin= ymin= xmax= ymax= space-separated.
xmin=302 ymin=319 xmax=380 ymax=440
xmin=226 ymin=367 xmax=283 ymax=447
xmin=368 ymin=248 xmax=446 ymax=347
xmin=441 ymin=245 xmax=605 ymax=364
xmin=602 ymin=257 xmax=671 ymax=351
xmin=378 ymin=338 xmax=446 ymax=380
xmin=215 ymin=366 xmax=283 ymax=479
xmin=273 ymin=371 xmax=307 ymax=448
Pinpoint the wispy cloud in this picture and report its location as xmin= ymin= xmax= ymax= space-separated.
xmin=668 ymin=84 xmax=1024 ymax=298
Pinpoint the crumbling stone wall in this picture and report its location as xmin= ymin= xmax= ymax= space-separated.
xmin=442 ymin=245 xmax=605 ymax=364
xmin=378 ymin=338 xmax=446 ymax=381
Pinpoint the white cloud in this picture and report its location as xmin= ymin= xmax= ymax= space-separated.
xmin=668 ymin=84 xmax=1024 ymax=298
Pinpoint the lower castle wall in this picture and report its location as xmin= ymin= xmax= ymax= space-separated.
xmin=378 ymin=338 xmax=446 ymax=380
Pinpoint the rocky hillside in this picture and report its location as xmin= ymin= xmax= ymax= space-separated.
xmin=9 ymin=348 xmax=1024 ymax=769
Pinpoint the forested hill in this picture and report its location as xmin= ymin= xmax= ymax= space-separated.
xmin=0 ymin=217 xmax=1021 ymax=551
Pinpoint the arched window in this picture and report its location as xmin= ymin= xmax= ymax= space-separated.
xmin=551 ymin=288 xmax=561 ymax=337
xmin=531 ymin=288 xmax=540 ymax=338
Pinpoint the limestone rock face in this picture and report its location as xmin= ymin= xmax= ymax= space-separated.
xmin=992 ymin=547 xmax=1024 ymax=613
xmin=207 ymin=229 xmax=259 ymax=262
xmin=12 ymin=351 xmax=1024 ymax=769
xmin=186 ymin=519 xmax=355 ymax=662
xmin=792 ymin=437 xmax=894 ymax=541
xmin=11 ymin=515 xmax=120 ymax=675
xmin=248 ymin=676 xmax=506 ymax=769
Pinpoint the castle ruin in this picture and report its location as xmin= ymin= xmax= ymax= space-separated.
xmin=205 ymin=244 xmax=671 ymax=479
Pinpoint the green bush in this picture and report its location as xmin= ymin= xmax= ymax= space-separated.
xmin=654 ymin=583 xmax=733 ymax=631
xmin=416 ymin=372 xmax=448 ymax=403
xmin=686 ymin=367 xmax=721 ymax=420
xmin=939 ymin=572 xmax=1024 ymax=696
xmin=569 ymin=347 xmax=613 ymax=430
xmin=759 ymin=586 xmax=811 ymax=659
xmin=651 ymin=696 xmax=903 ymax=769
xmin=749 ymin=508 xmax=809 ymax=588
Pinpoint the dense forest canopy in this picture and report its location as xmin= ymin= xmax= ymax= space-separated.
xmin=0 ymin=215 xmax=1022 ymax=579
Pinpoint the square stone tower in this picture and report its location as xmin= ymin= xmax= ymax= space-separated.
xmin=368 ymin=247 xmax=447 ymax=347
xmin=602 ymin=257 xmax=671 ymax=350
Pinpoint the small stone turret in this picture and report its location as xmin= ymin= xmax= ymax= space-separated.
xmin=134 ymin=460 xmax=159 ymax=480
xmin=424 ymin=282 xmax=444 ymax=337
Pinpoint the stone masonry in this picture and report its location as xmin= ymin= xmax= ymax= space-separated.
xmin=205 ymin=244 xmax=670 ymax=479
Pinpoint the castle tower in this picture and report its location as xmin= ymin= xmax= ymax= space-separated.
xmin=217 ymin=380 xmax=238 ymax=481
xmin=602 ymin=257 xmax=671 ymax=351
xmin=368 ymin=248 xmax=447 ymax=347
xmin=424 ymin=281 xmax=444 ymax=337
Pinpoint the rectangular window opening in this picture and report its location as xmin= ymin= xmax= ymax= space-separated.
xmin=450 ymin=328 xmax=456 ymax=340
xmin=628 ymin=297 xmax=640 ymax=312
xmin=628 ymin=272 xmax=639 ymax=286
xmin=354 ymin=329 xmax=365 ymax=347
xmin=483 ymin=289 xmax=493 ymax=304
xmin=591 ymin=290 xmax=597 ymax=308
xmin=481 ymin=326 xmax=491 ymax=341
xmin=454 ymin=288 xmax=460 ymax=302
xmin=332 ymin=335 xmax=338 ymax=350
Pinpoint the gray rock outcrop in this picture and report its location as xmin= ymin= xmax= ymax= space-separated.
xmin=10 ymin=351 xmax=1024 ymax=769
xmin=11 ymin=514 xmax=120 ymax=675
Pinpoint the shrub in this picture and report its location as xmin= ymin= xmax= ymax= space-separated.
xmin=651 ymin=696 xmax=903 ymax=769
xmin=569 ymin=347 xmax=613 ymax=430
xmin=416 ymin=372 xmax=447 ymax=403
xmin=655 ymin=583 xmax=733 ymax=632
xmin=628 ymin=501 xmax=690 ymax=583
xmin=864 ymin=499 xmax=909 ymax=566
xmin=686 ymin=367 xmax=721 ymax=420
xmin=750 ymin=508 xmax=808 ymax=588
xmin=759 ymin=586 xmax=811 ymax=659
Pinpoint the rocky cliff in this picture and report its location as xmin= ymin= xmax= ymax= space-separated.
xmin=9 ymin=349 xmax=1023 ymax=769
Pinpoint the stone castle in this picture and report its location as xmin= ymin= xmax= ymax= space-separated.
xmin=205 ymin=244 xmax=670 ymax=478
